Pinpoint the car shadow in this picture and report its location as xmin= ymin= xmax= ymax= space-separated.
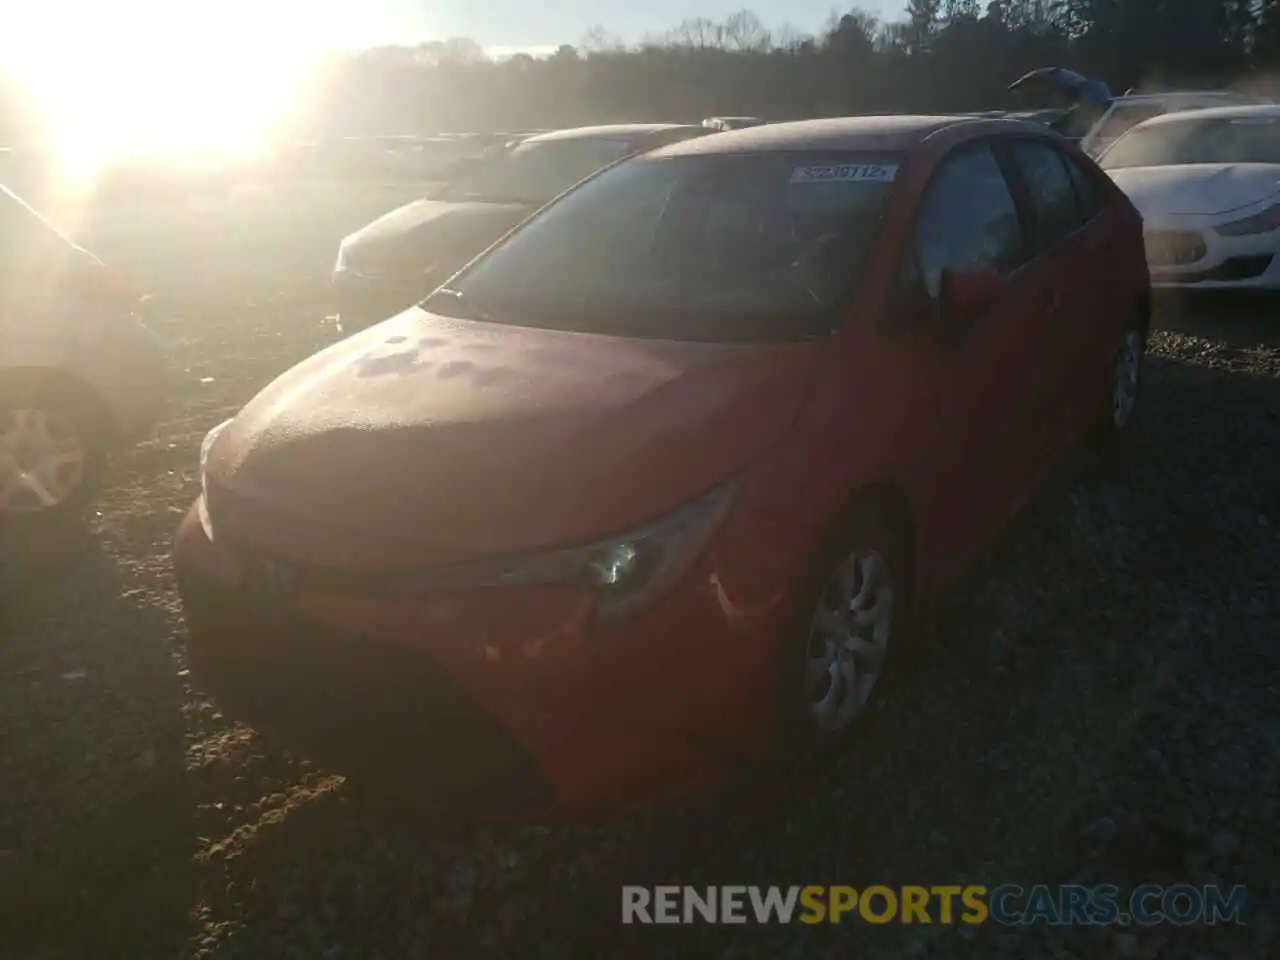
xmin=0 ymin=535 xmax=199 ymax=959
xmin=1154 ymin=290 xmax=1280 ymax=349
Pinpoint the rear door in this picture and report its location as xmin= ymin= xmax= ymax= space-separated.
xmin=997 ymin=137 xmax=1109 ymax=465
xmin=899 ymin=141 xmax=1045 ymax=571
xmin=1059 ymin=148 xmax=1131 ymax=436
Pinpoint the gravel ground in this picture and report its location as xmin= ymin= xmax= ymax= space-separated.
xmin=0 ymin=289 xmax=1277 ymax=960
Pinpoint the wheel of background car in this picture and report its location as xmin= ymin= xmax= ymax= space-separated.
xmin=0 ymin=376 xmax=109 ymax=533
xmin=773 ymin=505 xmax=910 ymax=761
xmin=1089 ymin=312 xmax=1148 ymax=462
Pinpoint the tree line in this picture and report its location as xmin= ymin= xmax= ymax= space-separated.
xmin=289 ymin=0 xmax=1280 ymax=136
xmin=4 ymin=0 xmax=1280 ymax=145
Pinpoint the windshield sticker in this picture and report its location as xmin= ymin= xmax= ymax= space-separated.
xmin=790 ymin=163 xmax=899 ymax=184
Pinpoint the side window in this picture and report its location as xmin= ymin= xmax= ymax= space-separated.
xmin=1006 ymin=139 xmax=1083 ymax=252
xmin=1092 ymin=105 xmax=1164 ymax=154
xmin=1063 ymin=153 xmax=1105 ymax=221
xmin=914 ymin=144 xmax=1026 ymax=299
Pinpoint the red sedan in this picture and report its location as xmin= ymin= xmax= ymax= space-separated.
xmin=175 ymin=116 xmax=1151 ymax=822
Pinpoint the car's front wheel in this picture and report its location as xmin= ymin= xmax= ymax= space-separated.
xmin=0 ymin=378 xmax=108 ymax=535
xmin=775 ymin=508 xmax=909 ymax=759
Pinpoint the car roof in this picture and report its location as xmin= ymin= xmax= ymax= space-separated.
xmin=1128 ymin=103 xmax=1280 ymax=127
xmin=1111 ymin=91 xmax=1254 ymax=105
xmin=652 ymin=115 xmax=1048 ymax=157
xmin=523 ymin=123 xmax=705 ymax=143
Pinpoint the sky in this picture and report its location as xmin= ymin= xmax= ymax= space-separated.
xmin=0 ymin=1 xmax=906 ymax=64
xmin=398 ymin=1 xmax=906 ymax=52
xmin=0 ymin=0 xmax=907 ymax=168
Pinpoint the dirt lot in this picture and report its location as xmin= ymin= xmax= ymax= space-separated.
xmin=0 ymin=192 xmax=1277 ymax=959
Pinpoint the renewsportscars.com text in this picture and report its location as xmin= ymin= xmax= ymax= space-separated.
xmin=621 ymin=884 xmax=1249 ymax=926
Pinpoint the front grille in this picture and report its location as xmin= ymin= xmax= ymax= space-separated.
xmin=179 ymin=573 xmax=554 ymax=815
xmin=1144 ymin=229 xmax=1207 ymax=266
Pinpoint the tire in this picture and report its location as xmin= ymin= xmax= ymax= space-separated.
xmin=0 ymin=375 xmax=110 ymax=539
xmin=773 ymin=505 xmax=911 ymax=763
xmin=1089 ymin=314 xmax=1147 ymax=464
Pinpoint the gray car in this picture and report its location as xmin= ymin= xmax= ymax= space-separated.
xmin=332 ymin=123 xmax=711 ymax=332
xmin=1 ymin=184 xmax=166 ymax=533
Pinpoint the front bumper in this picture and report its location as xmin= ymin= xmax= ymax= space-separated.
xmin=178 ymin=564 xmax=557 ymax=818
xmin=1143 ymin=218 xmax=1280 ymax=291
xmin=173 ymin=499 xmax=808 ymax=821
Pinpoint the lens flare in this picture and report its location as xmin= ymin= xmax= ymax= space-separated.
xmin=3 ymin=0 xmax=328 ymax=183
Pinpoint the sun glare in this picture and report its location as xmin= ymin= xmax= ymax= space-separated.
xmin=6 ymin=0 xmax=325 ymax=182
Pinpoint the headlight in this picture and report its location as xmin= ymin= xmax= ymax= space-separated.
xmin=382 ymin=478 xmax=741 ymax=621
xmin=196 ymin=418 xmax=232 ymax=540
xmin=1214 ymin=201 xmax=1280 ymax=237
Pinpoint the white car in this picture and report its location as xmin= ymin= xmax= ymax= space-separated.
xmin=1097 ymin=104 xmax=1280 ymax=290
xmin=1005 ymin=67 xmax=1265 ymax=156
xmin=1 ymin=183 xmax=167 ymax=533
xmin=1079 ymin=91 xmax=1266 ymax=158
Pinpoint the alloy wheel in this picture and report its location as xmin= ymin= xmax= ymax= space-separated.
xmin=1112 ymin=329 xmax=1144 ymax=430
xmin=805 ymin=548 xmax=895 ymax=734
xmin=0 ymin=408 xmax=88 ymax=514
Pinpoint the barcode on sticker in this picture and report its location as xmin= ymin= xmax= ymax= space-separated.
xmin=790 ymin=164 xmax=899 ymax=184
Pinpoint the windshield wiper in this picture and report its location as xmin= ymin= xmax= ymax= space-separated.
xmin=420 ymin=286 xmax=499 ymax=324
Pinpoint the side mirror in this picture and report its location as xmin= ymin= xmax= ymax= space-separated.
xmin=939 ymin=264 xmax=1004 ymax=319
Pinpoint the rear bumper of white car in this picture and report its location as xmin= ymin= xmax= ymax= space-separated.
xmin=1142 ymin=218 xmax=1280 ymax=291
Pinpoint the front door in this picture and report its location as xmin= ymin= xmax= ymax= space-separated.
xmin=899 ymin=141 xmax=1046 ymax=583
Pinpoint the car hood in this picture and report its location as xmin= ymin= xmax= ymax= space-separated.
xmin=205 ymin=307 xmax=820 ymax=569
xmin=1106 ymin=163 xmax=1280 ymax=216
xmin=340 ymin=197 xmax=531 ymax=276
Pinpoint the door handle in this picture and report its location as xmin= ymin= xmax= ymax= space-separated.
xmin=1046 ymin=290 xmax=1063 ymax=314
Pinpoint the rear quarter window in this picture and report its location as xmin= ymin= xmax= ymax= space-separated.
xmin=1062 ymin=152 xmax=1107 ymax=220
xmin=1005 ymin=139 xmax=1084 ymax=252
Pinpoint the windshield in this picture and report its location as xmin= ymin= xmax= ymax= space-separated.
xmin=434 ymin=138 xmax=637 ymax=205
xmin=1100 ymin=114 xmax=1280 ymax=169
xmin=431 ymin=151 xmax=902 ymax=342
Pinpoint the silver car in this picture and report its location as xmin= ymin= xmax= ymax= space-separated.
xmin=1 ymin=184 xmax=166 ymax=532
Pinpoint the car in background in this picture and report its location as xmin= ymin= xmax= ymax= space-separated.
xmin=1007 ymin=67 xmax=1266 ymax=156
xmin=702 ymin=117 xmax=765 ymax=131
xmin=176 ymin=115 xmax=1150 ymax=823
xmin=1 ymin=184 xmax=165 ymax=533
xmin=332 ymin=122 xmax=712 ymax=333
xmin=1007 ymin=66 xmax=1114 ymax=144
xmin=1080 ymin=91 xmax=1270 ymax=158
xmin=1097 ymin=104 xmax=1280 ymax=290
